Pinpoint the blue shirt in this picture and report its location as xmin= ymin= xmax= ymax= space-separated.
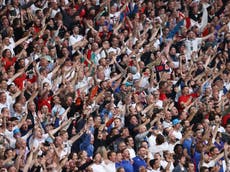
xmin=116 ymin=160 xmax=134 ymax=172
xmin=193 ymin=151 xmax=201 ymax=172
xmin=183 ymin=138 xmax=193 ymax=156
xmin=132 ymin=156 xmax=147 ymax=172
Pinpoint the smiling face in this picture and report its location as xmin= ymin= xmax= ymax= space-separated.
xmin=138 ymin=147 xmax=147 ymax=158
xmin=182 ymin=86 xmax=189 ymax=95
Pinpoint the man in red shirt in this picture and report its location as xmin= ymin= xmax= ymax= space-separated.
xmin=178 ymin=86 xmax=199 ymax=112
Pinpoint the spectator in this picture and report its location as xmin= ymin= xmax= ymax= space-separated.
xmin=0 ymin=0 xmax=229 ymax=172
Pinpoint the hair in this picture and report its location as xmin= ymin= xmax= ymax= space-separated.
xmin=158 ymin=80 xmax=167 ymax=89
xmin=138 ymin=146 xmax=146 ymax=151
xmin=200 ymin=166 xmax=209 ymax=172
xmin=163 ymin=150 xmax=170 ymax=159
xmin=140 ymin=140 xmax=149 ymax=147
xmin=1 ymin=107 xmax=8 ymax=113
xmin=209 ymin=146 xmax=217 ymax=153
xmin=93 ymin=151 xmax=101 ymax=160
xmin=107 ymin=151 xmax=116 ymax=160
xmin=156 ymin=134 xmax=165 ymax=145
xmin=174 ymin=144 xmax=183 ymax=153
xmin=125 ymin=136 xmax=133 ymax=144
xmin=149 ymin=159 xmax=158 ymax=168
xmin=95 ymin=146 xmax=107 ymax=159
xmin=59 ymin=130 xmax=67 ymax=136
xmin=0 ymin=91 xmax=6 ymax=97
xmin=116 ymin=167 xmax=125 ymax=172
xmin=2 ymin=49 xmax=11 ymax=57
xmin=185 ymin=160 xmax=195 ymax=169
xmin=139 ymin=166 xmax=147 ymax=172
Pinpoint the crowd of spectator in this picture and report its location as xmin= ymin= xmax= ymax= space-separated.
xmin=0 ymin=0 xmax=230 ymax=171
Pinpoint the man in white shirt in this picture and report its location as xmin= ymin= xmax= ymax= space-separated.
xmin=147 ymin=158 xmax=162 ymax=172
xmin=0 ymin=92 xmax=10 ymax=112
xmin=161 ymin=151 xmax=174 ymax=171
xmin=152 ymin=90 xmax=163 ymax=109
xmin=102 ymin=151 xmax=116 ymax=172
xmin=162 ymin=110 xmax=172 ymax=129
xmin=185 ymin=30 xmax=214 ymax=61
xmin=29 ymin=127 xmax=49 ymax=149
xmin=171 ymin=119 xmax=182 ymax=140
xmin=108 ymin=37 xmax=121 ymax=55
xmin=69 ymin=25 xmax=83 ymax=54
xmin=125 ymin=136 xmax=136 ymax=159
xmin=90 ymin=152 xmax=107 ymax=172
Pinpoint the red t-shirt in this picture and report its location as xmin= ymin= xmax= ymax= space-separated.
xmin=14 ymin=73 xmax=27 ymax=90
xmin=159 ymin=93 xmax=167 ymax=101
xmin=14 ymin=74 xmax=37 ymax=90
xmin=178 ymin=93 xmax=198 ymax=111
xmin=222 ymin=113 xmax=230 ymax=127
xmin=2 ymin=57 xmax=17 ymax=70
xmin=33 ymin=26 xmax=41 ymax=33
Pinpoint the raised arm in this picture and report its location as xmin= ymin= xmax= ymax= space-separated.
xmin=7 ymin=69 xmax=25 ymax=83
xmin=141 ymin=103 xmax=156 ymax=116
xmin=23 ymin=147 xmax=37 ymax=172
xmin=112 ymin=55 xmax=126 ymax=73
xmin=51 ymin=64 xmax=61 ymax=80
xmin=48 ymin=108 xmax=71 ymax=136
xmin=224 ymin=143 xmax=229 ymax=167
xmin=27 ymin=90 xmax=39 ymax=104
xmin=17 ymin=112 xmax=28 ymax=128
xmin=77 ymin=50 xmax=92 ymax=65
xmin=213 ymin=151 xmax=224 ymax=163
xmin=14 ymin=34 xmax=30 ymax=47
xmin=118 ymin=2 xmax=129 ymax=14
xmin=69 ymin=126 xmax=85 ymax=144
xmin=201 ymin=32 xmax=214 ymax=41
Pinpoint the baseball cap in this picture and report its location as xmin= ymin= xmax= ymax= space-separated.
xmin=172 ymin=119 xmax=181 ymax=125
xmin=13 ymin=128 xmax=20 ymax=135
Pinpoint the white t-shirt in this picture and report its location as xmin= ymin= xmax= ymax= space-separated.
xmin=140 ymin=76 xmax=150 ymax=88
xmin=30 ymin=4 xmax=41 ymax=14
xmin=127 ymin=147 xmax=136 ymax=159
xmin=171 ymin=130 xmax=182 ymax=140
xmin=41 ymin=72 xmax=53 ymax=87
xmin=147 ymin=168 xmax=161 ymax=172
xmin=133 ymin=72 xmax=141 ymax=80
xmin=168 ymin=141 xmax=180 ymax=154
xmin=104 ymin=66 xmax=111 ymax=80
xmin=162 ymin=121 xmax=172 ymax=129
xmin=50 ymin=9 xmax=60 ymax=18
xmin=75 ymin=76 xmax=93 ymax=94
xmin=0 ymin=102 xmax=10 ymax=112
xmin=69 ymin=34 xmax=83 ymax=46
xmin=3 ymin=44 xmax=15 ymax=56
xmin=108 ymin=47 xmax=121 ymax=55
xmin=69 ymin=34 xmax=83 ymax=53
xmin=212 ymin=125 xmax=225 ymax=136
xmin=155 ymin=100 xmax=163 ymax=108
xmin=152 ymin=142 xmax=169 ymax=157
xmin=63 ymin=140 xmax=72 ymax=156
xmin=161 ymin=160 xmax=174 ymax=171
xmin=200 ymin=160 xmax=215 ymax=168
xmin=4 ymin=127 xmax=17 ymax=140
xmin=148 ymin=135 xmax=156 ymax=154
xmin=185 ymin=38 xmax=202 ymax=60
xmin=91 ymin=163 xmax=107 ymax=172
xmin=101 ymin=161 xmax=116 ymax=172
xmin=30 ymin=133 xmax=49 ymax=149
xmin=109 ymin=12 xmax=120 ymax=25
